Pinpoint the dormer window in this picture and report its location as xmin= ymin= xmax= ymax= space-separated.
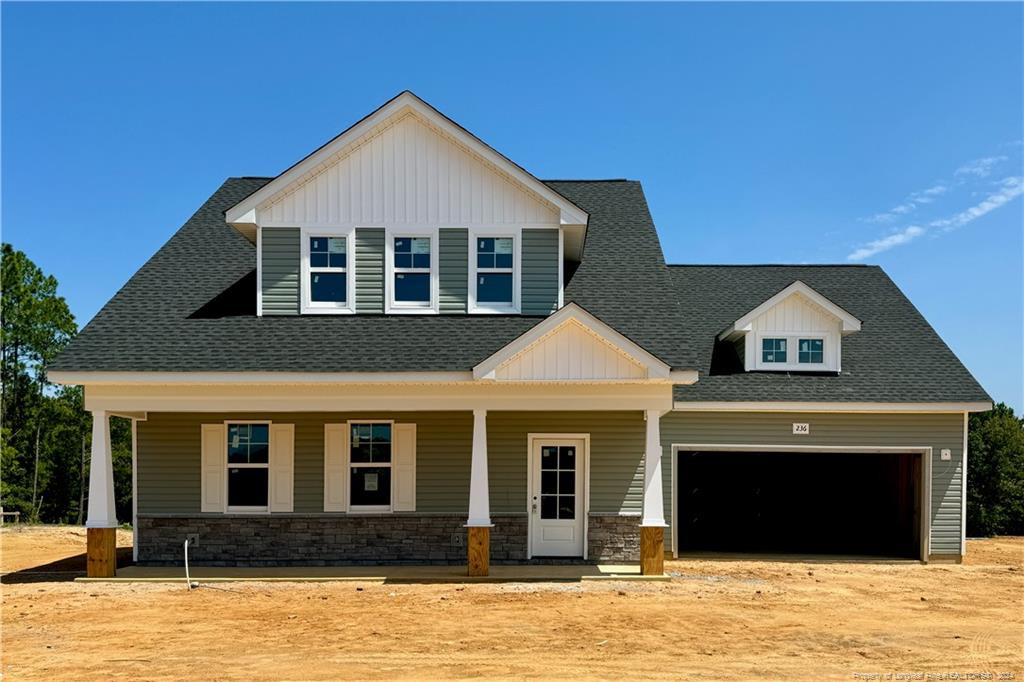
xmin=717 ymin=281 xmax=861 ymax=374
xmin=474 ymin=237 xmax=516 ymax=311
xmin=393 ymin=237 xmax=432 ymax=308
xmin=798 ymin=338 xmax=824 ymax=364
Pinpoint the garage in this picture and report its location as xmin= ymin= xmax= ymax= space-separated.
xmin=675 ymin=449 xmax=924 ymax=559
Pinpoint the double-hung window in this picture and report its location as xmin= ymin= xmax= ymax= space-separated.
xmin=307 ymin=235 xmax=348 ymax=309
xmin=227 ymin=423 xmax=269 ymax=510
xmin=350 ymin=423 xmax=392 ymax=509
xmin=392 ymin=237 xmax=431 ymax=308
xmin=475 ymin=237 xmax=514 ymax=309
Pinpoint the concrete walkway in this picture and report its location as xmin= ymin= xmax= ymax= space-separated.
xmin=77 ymin=563 xmax=668 ymax=583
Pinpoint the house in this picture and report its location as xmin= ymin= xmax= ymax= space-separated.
xmin=50 ymin=92 xmax=991 ymax=578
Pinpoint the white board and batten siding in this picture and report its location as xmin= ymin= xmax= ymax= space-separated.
xmin=745 ymin=293 xmax=843 ymax=371
xmin=259 ymin=112 xmax=560 ymax=230
xmin=494 ymin=320 xmax=648 ymax=381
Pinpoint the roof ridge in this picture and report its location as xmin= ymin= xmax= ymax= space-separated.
xmin=668 ymin=263 xmax=875 ymax=268
xmin=542 ymin=178 xmax=632 ymax=183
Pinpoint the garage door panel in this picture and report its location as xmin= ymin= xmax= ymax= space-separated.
xmin=676 ymin=450 xmax=921 ymax=558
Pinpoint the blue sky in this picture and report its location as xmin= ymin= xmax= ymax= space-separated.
xmin=3 ymin=2 xmax=1022 ymax=409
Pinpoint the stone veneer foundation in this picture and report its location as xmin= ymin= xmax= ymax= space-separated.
xmin=137 ymin=513 xmax=641 ymax=566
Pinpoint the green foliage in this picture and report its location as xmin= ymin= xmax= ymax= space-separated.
xmin=0 ymin=243 xmax=131 ymax=523
xmin=967 ymin=403 xmax=1024 ymax=537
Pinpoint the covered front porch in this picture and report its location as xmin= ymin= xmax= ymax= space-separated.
xmin=67 ymin=304 xmax=695 ymax=579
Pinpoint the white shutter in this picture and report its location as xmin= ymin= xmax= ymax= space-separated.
xmin=324 ymin=423 xmax=349 ymax=511
xmin=269 ymin=424 xmax=294 ymax=513
xmin=393 ymin=423 xmax=417 ymax=512
xmin=200 ymin=424 xmax=226 ymax=513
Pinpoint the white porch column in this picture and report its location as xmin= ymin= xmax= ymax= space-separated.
xmin=86 ymin=410 xmax=117 ymax=528
xmin=466 ymin=409 xmax=491 ymax=527
xmin=641 ymin=409 xmax=666 ymax=528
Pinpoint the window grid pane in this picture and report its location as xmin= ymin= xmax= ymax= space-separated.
xmin=798 ymin=338 xmax=824 ymax=364
xmin=761 ymin=338 xmax=787 ymax=363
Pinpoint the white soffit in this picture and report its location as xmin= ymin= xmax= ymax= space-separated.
xmin=225 ymin=91 xmax=589 ymax=236
xmin=718 ymin=280 xmax=862 ymax=340
xmin=473 ymin=303 xmax=673 ymax=382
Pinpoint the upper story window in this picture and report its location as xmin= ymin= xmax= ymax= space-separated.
xmin=798 ymin=338 xmax=824 ymax=364
xmin=761 ymin=338 xmax=787 ymax=364
xmin=305 ymin=235 xmax=350 ymax=312
xmin=476 ymin=237 xmax=514 ymax=309
xmin=393 ymin=237 xmax=431 ymax=307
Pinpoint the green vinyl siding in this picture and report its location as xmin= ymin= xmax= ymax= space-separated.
xmin=659 ymin=411 xmax=966 ymax=555
xmin=261 ymin=227 xmax=300 ymax=315
xmin=438 ymin=228 xmax=468 ymax=314
xmin=520 ymin=229 xmax=560 ymax=315
xmin=136 ymin=410 xmax=644 ymax=517
xmin=355 ymin=228 xmax=385 ymax=314
xmin=138 ymin=412 xmax=474 ymax=514
xmin=486 ymin=411 xmax=645 ymax=514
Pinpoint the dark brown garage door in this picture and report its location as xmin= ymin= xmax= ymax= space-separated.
xmin=676 ymin=450 xmax=922 ymax=558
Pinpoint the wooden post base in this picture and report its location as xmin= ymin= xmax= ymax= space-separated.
xmin=87 ymin=527 xmax=117 ymax=578
xmin=640 ymin=526 xmax=665 ymax=575
xmin=467 ymin=526 xmax=490 ymax=577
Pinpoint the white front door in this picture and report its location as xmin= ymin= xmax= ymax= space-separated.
xmin=530 ymin=438 xmax=586 ymax=557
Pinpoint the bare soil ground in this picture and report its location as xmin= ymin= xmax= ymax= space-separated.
xmin=2 ymin=526 xmax=1022 ymax=681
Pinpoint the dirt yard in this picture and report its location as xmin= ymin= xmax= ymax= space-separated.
xmin=2 ymin=526 xmax=1022 ymax=680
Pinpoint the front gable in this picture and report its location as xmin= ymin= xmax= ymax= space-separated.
xmin=474 ymin=303 xmax=675 ymax=382
xmin=227 ymin=91 xmax=588 ymax=235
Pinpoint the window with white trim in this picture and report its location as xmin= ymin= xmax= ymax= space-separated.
xmin=227 ymin=423 xmax=269 ymax=510
xmin=393 ymin=237 xmax=431 ymax=307
xmin=798 ymin=338 xmax=824 ymax=364
xmin=350 ymin=423 xmax=392 ymax=509
xmin=761 ymin=338 xmax=787 ymax=364
xmin=308 ymin=236 xmax=347 ymax=306
xmin=476 ymin=237 xmax=514 ymax=308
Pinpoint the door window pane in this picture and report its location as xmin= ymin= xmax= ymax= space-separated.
xmin=558 ymin=470 xmax=575 ymax=494
xmin=558 ymin=495 xmax=575 ymax=520
xmin=541 ymin=495 xmax=557 ymax=519
xmin=541 ymin=446 xmax=558 ymax=469
xmin=541 ymin=470 xmax=557 ymax=495
xmin=227 ymin=468 xmax=268 ymax=507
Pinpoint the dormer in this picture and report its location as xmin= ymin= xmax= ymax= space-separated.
xmin=717 ymin=281 xmax=861 ymax=373
xmin=225 ymin=92 xmax=588 ymax=317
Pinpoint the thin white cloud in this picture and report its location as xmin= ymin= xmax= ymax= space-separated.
xmin=847 ymin=226 xmax=925 ymax=261
xmin=863 ymin=184 xmax=948 ymax=223
xmin=954 ymin=155 xmax=1007 ymax=178
xmin=929 ymin=176 xmax=1024 ymax=232
xmin=848 ymin=176 xmax=1024 ymax=261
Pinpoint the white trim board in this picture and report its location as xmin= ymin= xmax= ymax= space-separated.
xmin=225 ymin=91 xmax=588 ymax=240
xmin=669 ymin=443 xmax=932 ymax=562
xmin=672 ymin=401 xmax=993 ymax=413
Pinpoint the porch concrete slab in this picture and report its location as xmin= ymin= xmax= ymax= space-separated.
xmin=77 ymin=564 xmax=669 ymax=584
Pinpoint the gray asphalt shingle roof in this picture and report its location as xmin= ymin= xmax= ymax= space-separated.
xmin=51 ymin=178 xmax=694 ymax=373
xmin=51 ymin=178 xmax=990 ymax=404
xmin=669 ymin=265 xmax=990 ymax=403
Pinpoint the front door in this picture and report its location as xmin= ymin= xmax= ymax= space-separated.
xmin=530 ymin=439 xmax=586 ymax=557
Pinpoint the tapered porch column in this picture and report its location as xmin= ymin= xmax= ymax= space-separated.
xmin=86 ymin=410 xmax=117 ymax=577
xmin=466 ymin=409 xmax=492 ymax=576
xmin=640 ymin=409 xmax=667 ymax=575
